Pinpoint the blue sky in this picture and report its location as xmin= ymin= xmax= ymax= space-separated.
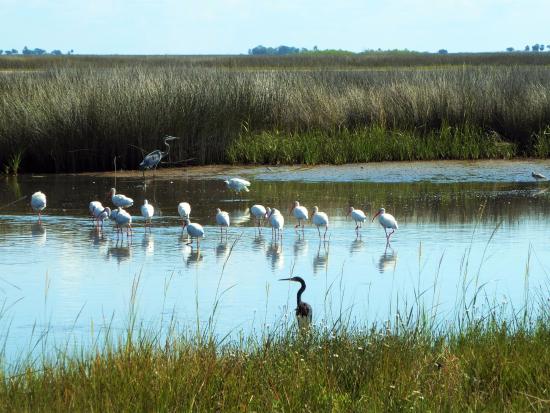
xmin=1 ymin=0 xmax=549 ymax=54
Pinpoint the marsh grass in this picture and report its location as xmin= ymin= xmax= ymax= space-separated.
xmin=1 ymin=56 xmax=550 ymax=172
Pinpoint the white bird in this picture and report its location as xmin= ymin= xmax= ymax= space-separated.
xmin=347 ymin=206 xmax=367 ymax=231
xmin=31 ymin=191 xmax=47 ymax=223
xmin=178 ymin=202 xmax=191 ymax=227
xmin=89 ymin=201 xmax=102 ymax=217
xmin=141 ymin=200 xmax=154 ymax=228
xmin=532 ymin=171 xmax=546 ymax=180
xmin=91 ymin=203 xmax=111 ymax=229
xmin=183 ymin=218 xmax=205 ymax=249
xmin=114 ymin=207 xmax=133 ymax=238
xmin=250 ymin=204 xmax=267 ymax=228
xmin=224 ymin=178 xmax=251 ymax=194
xmin=216 ymin=208 xmax=230 ymax=235
xmin=108 ymin=188 xmax=133 ymax=208
xmin=290 ymin=201 xmax=308 ymax=230
xmin=372 ymin=208 xmax=398 ymax=243
xmin=312 ymin=206 xmax=329 ymax=240
xmin=267 ymin=207 xmax=284 ymax=239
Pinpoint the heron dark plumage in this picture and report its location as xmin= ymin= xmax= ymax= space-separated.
xmin=279 ymin=276 xmax=312 ymax=327
xmin=139 ymin=135 xmax=180 ymax=175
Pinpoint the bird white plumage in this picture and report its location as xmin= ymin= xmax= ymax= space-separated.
xmin=178 ymin=202 xmax=191 ymax=226
xmin=372 ymin=208 xmax=398 ymax=242
xmin=267 ymin=207 xmax=284 ymax=238
xmin=183 ymin=218 xmax=205 ymax=248
xmin=141 ymin=200 xmax=154 ymax=227
xmin=224 ymin=177 xmax=251 ymax=193
xmin=290 ymin=201 xmax=309 ymax=229
xmin=114 ymin=207 xmax=133 ymax=237
xmin=347 ymin=206 xmax=367 ymax=230
xmin=532 ymin=171 xmax=546 ymax=180
xmin=216 ymin=208 xmax=230 ymax=235
xmin=31 ymin=191 xmax=47 ymax=223
xmin=312 ymin=206 xmax=329 ymax=239
xmin=250 ymin=204 xmax=266 ymax=227
xmin=89 ymin=201 xmax=102 ymax=217
xmin=109 ymin=188 xmax=133 ymax=208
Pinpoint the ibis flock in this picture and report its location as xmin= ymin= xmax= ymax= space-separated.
xmin=29 ymin=176 xmax=399 ymax=327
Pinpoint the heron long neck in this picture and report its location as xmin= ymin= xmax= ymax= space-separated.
xmin=163 ymin=139 xmax=171 ymax=156
xmin=296 ymin=280 xmax=306 ymax=306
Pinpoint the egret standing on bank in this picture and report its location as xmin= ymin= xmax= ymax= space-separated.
xmin=372 ymin=208 xmax=398 ymax=243
xmin=31 ymin=191 xmax=47 ymax=223
xmin=347 ymin=206 xmax=367 ymax=231
xmin=290 ymin=201 xmax=308 ymax=230
xmin=141 ymin=200 xmax=154 ymax=229
xmin=139 ymin=135 xmax=179 ymax=176
xmin=279 ymin=276 xmax=312 ymax=328
xmin=312 ymin=206 xmax=329 ymax=240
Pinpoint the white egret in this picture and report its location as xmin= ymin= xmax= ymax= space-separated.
xmin=215 ymin=208 xmax=230 ymax=236
xmin=347 ymin=206 xmax=367 ymax=231
xmin=31 ymin=191 xmax=47 ymax=223
xmin=290 ymin=201 xmax=308 ymax=230
xmin=141 ymin=200 xmax=154 ymax=228
xmin=224 ymin=178 xmax=251 ymax=195
xmin=108 ymin=188 xmax=133 ymax=208
xmin=372 ymin=208 xmax=398 ymax=243
xmin=532 ymin=171 xmax=546 ymax=180
xmin=312 ymin=206 xmax=329 ymax=240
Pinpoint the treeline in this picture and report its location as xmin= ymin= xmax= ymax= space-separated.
xmin=0 ymin=46 xmax=74 ymax=56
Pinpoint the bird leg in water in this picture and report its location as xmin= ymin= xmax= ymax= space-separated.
xmin=324 ymin=226 xmax=328 ymax=240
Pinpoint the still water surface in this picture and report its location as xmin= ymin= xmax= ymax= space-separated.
xmin=1 ymin=162 xmax=550 ymax=360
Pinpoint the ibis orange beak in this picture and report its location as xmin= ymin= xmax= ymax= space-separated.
xmin=372 ymin=211 xmax=381 ymax=222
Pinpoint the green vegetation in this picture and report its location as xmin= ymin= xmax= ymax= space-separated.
xmin=0 ymin=311 xmax=548 ymax=410
xmin=2 ymin=54 xmax=550 ymax=172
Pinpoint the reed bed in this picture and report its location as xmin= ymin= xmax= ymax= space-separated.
xmin=1 ymin=56 xmax=550 ymax=172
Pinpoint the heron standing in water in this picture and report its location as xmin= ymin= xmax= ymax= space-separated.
xmin=139 ymin=135 xmax=180 ymax=177
xmin=279 ymin=276 xmax=312 ymax=328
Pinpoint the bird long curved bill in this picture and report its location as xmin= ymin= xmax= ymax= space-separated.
xmin=372 ymin=211 xmax=381 ymax=222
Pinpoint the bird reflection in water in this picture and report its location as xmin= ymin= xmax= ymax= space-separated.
xmin=185 ymin=248 xmax=203 ymax=267
xmin=349 ymin=234 xmax=364 ymax=255
xmin=377 ymin=245 xmax=397 ymax=274
xmin=142 ymin=233 xmax=154 ymax=256
xmin=216 ymin=241 xmax=230 ymax=262
xmin=89 ymin=228 xmax=107 ymax=246
xmin=266 ymin=241 xmax=284 ymax=270
xmin=252 ymin=233 xmax=266 ymax=252
xmin=293 ymin=235 xmax=308 ymax=259
xmin=313 ymin=241 xmax=329 ymax=274
xmin=31 ymin=223 xmax=46 ymax=246
xmin=107 ymin=240 xmax=132 ymax=264
xmin=230 ymin=208 xmax=251 ymax=226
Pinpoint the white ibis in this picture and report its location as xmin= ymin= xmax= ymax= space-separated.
xmin=90 ymin=202 xmax=111 ymax=229
xmin=114 ymin=207 xmax=132 ymax=238
xmin=224 ymin=178 xmax=251 ymax=194
xmin=141 ymin=200 xmax=154 ymax=228
xmin=532 ymin=171 xmax=546 ymax=180
xmin=31 ymin=191 xmax=46 ymax=223
xmin=108 ymin=188 xmax=133 ymax=208
xmin=372 ymin=208 xmax=398 ymax=242
xmin=178 ymin=202 xmax=191 ymax=226
xmin=89 ymin=201 xmax=102 ymax=220
xmin=250 ymin=204 xmax=267 ymax=228
xmin=290 ymin=201 xmax=308 ymax=230
xmin=182 ymin=218 xmax=204 ymax=249
xmin=216 ymin=208 xmax=230 ymax=236
xmin=312 ymin=206 xmax=329 ymax=240
xmin=267 ymin=207 xmax=284 ymax=239
xmin=279 ymin=276 xmax=312 ymax=329
xmin=347 ymin=206 xmax=367 ymax=231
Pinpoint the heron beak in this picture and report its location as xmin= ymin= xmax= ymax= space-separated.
xmin=278 ymin=277 xmax=293 ymax=281
xmin=372 ymin=211 xmax=381 ymax=222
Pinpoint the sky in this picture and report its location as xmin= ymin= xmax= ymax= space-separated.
xmin=1 ymin=0 xmax=549 ymax=55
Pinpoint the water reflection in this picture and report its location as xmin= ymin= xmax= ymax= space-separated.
xmin=252 ymin=234 xmax=266 ymax=252
xmin=31 ymin=223 xmax=46 ymax=246
xmin=231 ymin=208 xmax=251 ymax=226
xmin=377 ymin=246 xmax=397 ymax=274
xmin=216 ymin=241 xmax=230 ymax=262
xmin=184 ymin=247 xmax=203 ymax=267
xmin=293 ymin=235 xmax=308 ymax=259
xmin=142 ymin=233 xmax=154 ymax=256
xmin=350 ymin=235 xmax=364 ymax=255
xmin=313 ymin=241 xmax=329 ymax=274
xmin=107 ymin=242 xmax=132 ymax=264
xmin=266 ymin=241 xmax=284 ymax=270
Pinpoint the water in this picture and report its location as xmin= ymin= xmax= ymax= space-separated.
xmin=1 ymin=162 xmax=550 ymax=360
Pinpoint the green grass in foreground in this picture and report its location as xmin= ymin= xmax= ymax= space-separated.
xmin=227 ymin=125 xmax=517 ymax=164
xmin=0 ymin=318 xmax=549 ymax=411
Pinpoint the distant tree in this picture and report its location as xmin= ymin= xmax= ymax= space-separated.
xmin=11 ymin=49 xmax=18 ymax=54
xmin=22 ymin=46 xmax=31 ymax=55
xmin=541 ymin=45 xmax=545 ymax=51
xmin=525 ymin=45 xmax=530 ymax=51
xmin=547 ymin=45 xmax=550 ymax=51
xmin=32 ymin=48 xmax=46 ymax=55
xmin=313 ymin=45 xmax=318 ymax=52
xmin=532 ymin=44 xmax=540 ymax=52
xmin=50 ymin=49 xmax=62 ymax=55
xmin=68 ymin=49 xmax=74 ymax=55
xmin=438 ymin=49 xmax=448 ymax=54
xmin=506 ymin=47 xmax=514 ymax=52
xmin=0 ymin=50 xmax=3 ymax=55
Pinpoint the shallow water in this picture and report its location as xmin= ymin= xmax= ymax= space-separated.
xmin=1 ymin=163 xmax=550 ymax=360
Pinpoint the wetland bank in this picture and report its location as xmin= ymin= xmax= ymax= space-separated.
xmin=1 ymin=54 xmax=550 ymax=410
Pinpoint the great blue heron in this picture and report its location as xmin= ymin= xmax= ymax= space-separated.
xmin=139 ymin=135 xmax=180 ymax=176
xmin=30 ymin=191 xmax=46 ymax=223
xmin=279 ymin=276 xmax=312 ymax=328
